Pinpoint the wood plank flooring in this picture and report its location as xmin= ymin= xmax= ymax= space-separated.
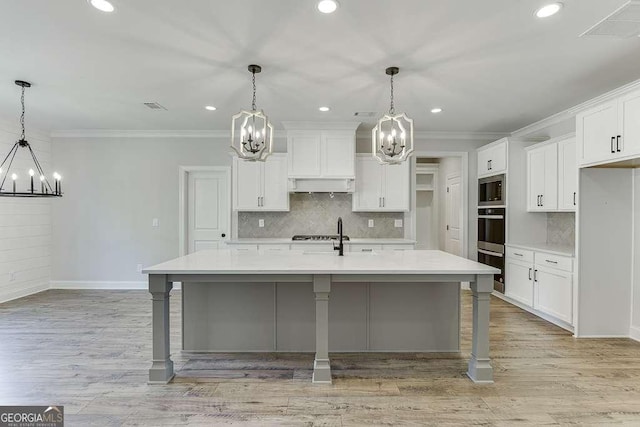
xmin=1 ymin=289 xmax=640 ymax=426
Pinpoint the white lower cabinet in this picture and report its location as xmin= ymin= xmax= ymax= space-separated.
xmin=505 ymin=245 xmax=573 ymax=327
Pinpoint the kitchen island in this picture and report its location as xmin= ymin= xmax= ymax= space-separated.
xmin=143 ymin=249 xmax=498 ymax=384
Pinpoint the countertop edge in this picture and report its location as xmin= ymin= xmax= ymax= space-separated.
xmin=506 ymin=242 xmax=575 ymax=257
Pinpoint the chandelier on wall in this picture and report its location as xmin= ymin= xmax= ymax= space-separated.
xmin=0 ymin=80 xmax=62 ymax=197
xmin=230 ymin=64 xmax=274 ymax=162
xmin=372 ymin=67 xmax=414 ymax=164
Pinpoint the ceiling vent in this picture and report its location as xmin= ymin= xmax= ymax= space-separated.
xmin=354 ymin=112 xmax=377 ymax=117
xmin=581 ymin=0 xmax=640 ymax=38
xmin=143 ymin=102 xmax=167 ymax=110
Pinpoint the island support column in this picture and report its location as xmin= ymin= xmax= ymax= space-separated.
xmin=148 ymin=274 xmax=174 ymax=384
xmin=312 ymin=274 xmax=332 ymax=384
xmin=467 ymin=273 xmax=494 ymax=383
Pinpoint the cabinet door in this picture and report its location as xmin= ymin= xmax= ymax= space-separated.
xmin=618 ymin=89 xmax=640 ymax=158
xmin=381 ymin=161 xmax=410 ymax=211
xmin=321 ymin=131 xmax=355 ymax=178
xmin=505 ymin=258 xmax=534 ymax=307
xmin=577 ymin=101 xmax=618 ymax=165
xmin=353 ymin=157 xmax=382 ymax=211
xmin=233 ymin=158 xmax=261 ymax=211
xmin=541 ymin=144 xmax=558 ymax=210
xmin=534 ymin=267 xmax=573 ymax=324
xmin=477 ymin=148 xmax=490 ymax=177
xmin=287 ymin=132 xmax=321 ymax=178
xmin=527 ymin=148 xmax=546 ymax=211
xmin=261 ymin=155 xmax=289 ymax=211
xmin=558 ymin=139 xmax=577 ymax=211
xmin=487 ymin=142 xmax=507 ymax=175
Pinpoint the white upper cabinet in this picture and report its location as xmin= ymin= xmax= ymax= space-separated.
xmin=525 ymin=136 xmax=577 ymax=213
xmin=527 ymin=142 xmax=558 ymax=212
xmin=477 ymin=138 xmax=507 ymax=178
xmin=287 ymin=130 xmax=355 ymax=179
xmin=353 ymin=155 xmax=410 ymax=212
xmin=558 ymin=138 xmax=577 ymax=211
xmin=577 ymin=88 xmax=640 ymax=167
xmin=233 ymin=154 xmax=289 ymax=212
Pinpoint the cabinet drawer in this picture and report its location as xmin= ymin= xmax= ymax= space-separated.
xmin=381 ymin=244 xmax=415 ymax=251
xmin=506 ymin=247 xmax=534 ymax=263
xmin=228 ymin=244 xmax=259 ymax=252
xmin=535 ymin=252 xmax=572 ymax=272
xmin=259 ymin=244 xmax=290 ymax=251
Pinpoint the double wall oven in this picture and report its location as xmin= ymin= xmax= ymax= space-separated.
xmin=477 ymin=174 xmax=506 ymax=293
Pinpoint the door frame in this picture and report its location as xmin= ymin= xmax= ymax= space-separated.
xmin=178 ymin=166 xmax=232 ymax=257
xmin=410 ymin=151 xmax=469 ymax=259
xmin=445 ymin=172 xmax=463 ymax=256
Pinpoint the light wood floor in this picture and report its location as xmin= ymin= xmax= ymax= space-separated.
xmin=1 ymin=289 xmax=640 ymax=426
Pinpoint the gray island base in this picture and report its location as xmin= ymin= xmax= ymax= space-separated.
xmin=143 ymin=249 xmax=498 ymax=385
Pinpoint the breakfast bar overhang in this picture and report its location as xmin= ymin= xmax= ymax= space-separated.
xmin=143 ymin=249 xmax=499 ymax=385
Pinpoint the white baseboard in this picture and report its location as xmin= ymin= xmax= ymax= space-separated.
xmin=49 ymin=281 xmax=182 ymax=290
xmin=0 ymin=282 xmax=49 ymax=304
xmin=492 ymin=290 xmax=574 ymax=333
xmin=628 ymin=326 xmax=640 ymax=342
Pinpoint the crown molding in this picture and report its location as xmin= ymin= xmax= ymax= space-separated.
xmin=50 ymin=129 xmax=231 ymax=138
xmin=512 ymin=77 xmax=640 ymax=138
xmin=281 ymin=121 xmax=361 ymax=131
xmin=356 ymin=130 xmax=509 ymax=141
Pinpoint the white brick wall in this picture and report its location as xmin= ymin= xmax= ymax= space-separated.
xmin=0 ymin=119 xmax=52 ymax=303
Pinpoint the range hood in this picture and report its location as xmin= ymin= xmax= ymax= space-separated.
xmin=288 ymin=177 xmax=354 ymax=193
xmin=283 ymin=121 xmax=360 ymax=194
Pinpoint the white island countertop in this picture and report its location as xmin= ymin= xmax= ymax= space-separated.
xmin=143 ymin=249 xmax=499 ymax=276
xmin=225 ymin=238 xmax=416 ymax=245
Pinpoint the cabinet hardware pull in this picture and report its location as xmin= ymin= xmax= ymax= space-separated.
xmin=545 ymin=259 xmax=558 ymax=264
xmin=573 ymin=192 xmax=576 ymax=206
xmin=362 ymin=248 xmax=373 ymax=252
xmin=258 ymin=197 xmax=260 ymax=207
xmin=529 ymin=268 xmax=532 ymax=281
xmin=379 ymin=197 xmax=382 ymax=207
xmin=617 ymin=135 xmax=622 ymax=152
xmin=534 ymin=269 xmax=538 ymax=282
xmin=383 ymin=197 xmax=385 ymax=207
xmin=611 ymin=137 xmax=616 ymax=154
xmin=513 ymin=252 xmax=523 ymax=257
xmin=540 ymin=195 xmax=544 ymax=206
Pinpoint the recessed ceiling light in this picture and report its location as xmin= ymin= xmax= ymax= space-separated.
xmin=535 ymin=3 xmax=563 ymax=18
xmin=319 ymin=106 xmax=330 ymax=112
xmin=317 ymin=0 xmax=339 ymax=14
xmin=431 ymin=108 xmax=443 ymax=114
xmin=88 ymin=0 xmax=115 ymax=13
xmin=205 ymin=105 xmax=217 ymax=111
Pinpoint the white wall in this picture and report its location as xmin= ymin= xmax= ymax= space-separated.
xmin=0 ymin=119 xmax=52 ymax=303
xmin=437 ymin=157 xmax=462 ymax=253
xmin=632 ymin=169 xmax=640 ymax=340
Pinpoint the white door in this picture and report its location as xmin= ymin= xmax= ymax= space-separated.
xmin=535 ymin=267 xmax=573 ymax=324
xmin=445 ymin=174 xmax=462 ymax=255
xmin=487 ymin=143 xmax=507 ymax=175
xmin=187 ymin=170 xmax=229 ymax=253
xmin=262 ymin=155 xmax=289 ymax=211
xmin=619 ymin=89 xmax=640 ymax=158
xmin=233 ymin=158 xmax=261 ymax=211
xmin=505 ymin=259 xmax=534 ymax=307
xmin=577 ymin=101 xmax=618 ymax=165
xmin=528 ymin=148 xmax=546 ymax=211
xmin=287 ymin=132 xmax=321 ymax=177
xmin=353 ymin=157 xmax=382 ymax=211
xmin=558 ymin=139 xmax=577 ymax=211
xmin=321 ymin=131 xmax=355 ymax=178
xmin=541 ymin=144 xmax=558 ymax=210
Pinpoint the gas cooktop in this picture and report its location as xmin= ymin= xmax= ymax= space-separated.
xmin=292 ymin=235 xmax=350 ymax=241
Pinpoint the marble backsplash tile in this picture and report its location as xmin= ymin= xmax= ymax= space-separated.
xmin=238 ymin=193 xmax=404 ymax=238
xmin=547 ymin=212 xmax=575 ymax=247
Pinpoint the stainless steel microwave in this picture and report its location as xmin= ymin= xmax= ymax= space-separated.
xmin=478 ymin=174 xmax=505 ymax=206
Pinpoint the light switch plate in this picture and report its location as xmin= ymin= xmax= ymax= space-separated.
xmin=394 ymin=219 xmax=403 ymax=228
xmin=152 ymin=218 xmax=159 ymax=227
xmin=368 ymin=219 xmax=374 ymax=228
xmin=259 ymin=219 xmax=265 ymax=228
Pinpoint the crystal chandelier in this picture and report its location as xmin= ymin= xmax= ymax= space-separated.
xmin=230 ymin=65 xmax=274 ymax=161
xmin=0 ymin=80 xmax=62 ymax=197
xmin=372 ymin=67 xmax=414 ymax=164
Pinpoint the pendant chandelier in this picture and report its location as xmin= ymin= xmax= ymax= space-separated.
xmin=230 ymin=64 xmax=274 ymax=162
xmin=372 ymin=67 xmax=414 ymax=164
xmin=0 ymin=81 xmax=62 ymax=197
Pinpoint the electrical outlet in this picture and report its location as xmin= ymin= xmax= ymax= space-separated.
xmin=258 ymin=219 xmax=265 ymax=228
xmin=152 ymin=218 xmax=159 ymax=227
xmin=368 ymin=219 xmax=374 ymax=228
xmin=394 ymin=219 xmax=403 ymax=228
xmin=136 ymin=264 xmax=143 ymax=273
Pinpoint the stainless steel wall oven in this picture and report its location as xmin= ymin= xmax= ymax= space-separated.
xmin=477 ymin=207 xmax=506 ymax=293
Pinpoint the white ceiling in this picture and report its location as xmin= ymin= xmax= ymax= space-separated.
xmin=0 ymin=0 xmax=639 ymax=133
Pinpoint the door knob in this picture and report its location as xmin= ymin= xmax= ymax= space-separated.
xmin=221 ymin=233 xmax=226 ymax=238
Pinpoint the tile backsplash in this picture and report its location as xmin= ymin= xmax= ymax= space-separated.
xmin=238 ymin=193 xmax=404 ymax=238
xmin=547 ymin=212 xmax=575 ymax=247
